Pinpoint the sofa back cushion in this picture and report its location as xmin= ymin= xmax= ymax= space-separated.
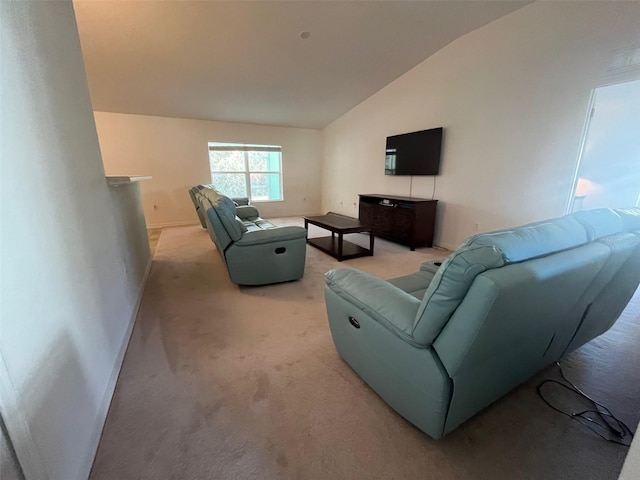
xmin=196 ymin=186 xmax=221 ymax=207
xmin=189 ymin=187 xmax=208 ymax=228
xmin=570 ymin=208 xmax=623 ymax=240
xmin=188 ymin=187 xmax=199 ymax=209
xmin=198 ymin=187 xmax=244 ymax=242
xmin=199 ymin=197 xmax=231 ymax=253
xmin=411 ymin=245 xmax=504 ymax=345
xmin=436 ymin=240 xmax=613 ymax=434
xmin=461 ymin=215 xmax=588 ymax=262
xmin=564 ymin=232 xmax=640 ymax=353
xmin=215 ymin=197 xmax=243 ymax=241
xmin=412 ymin=215 xmax=591 ymax=346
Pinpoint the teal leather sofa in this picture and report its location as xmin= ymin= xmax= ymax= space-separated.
xmin=195 ymin=186 xmax=307 ymax=285
xmin=324 ymin=208 xmax=640 ymax=439
xmin=189 ymin=184 xmax=250 ymax=229
xmin=189 ymin=185 xmax=208 ymax=228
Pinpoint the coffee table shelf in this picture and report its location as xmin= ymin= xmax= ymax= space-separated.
xmin=307 ymin=236 xmax=372 ymax=261
xmin=304 ymin=212 xmax=374 ymax=261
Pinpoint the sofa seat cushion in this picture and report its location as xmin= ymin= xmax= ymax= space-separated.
xmin=387 ymin=271 xmax=435 ymax=300
xmin=234 ymin=226 xmax=307 ymax=246
xmin=255 ymin=219 xmax=275 ymax=229
xmin=241 ymin=218 xmax=277 ymax=233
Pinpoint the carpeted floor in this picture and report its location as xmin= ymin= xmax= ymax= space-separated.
xmin=90 ymin=219 xmax=640 ymax=480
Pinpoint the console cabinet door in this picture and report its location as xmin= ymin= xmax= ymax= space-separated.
xmin=374 ymin=206 xmax=394 ymax=235
xmin=359 ymin=202 xmax=375 ymax=226
xmin=392 ymin=207 xmax=414 ymax=241
xmin=358 ymin=195 xmax=437 ymax=249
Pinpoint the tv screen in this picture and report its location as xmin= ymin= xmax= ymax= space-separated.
xmin=385 ymin=127 xmax=443 ymax=176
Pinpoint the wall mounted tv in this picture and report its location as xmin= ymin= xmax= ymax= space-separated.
xmin=385 ymin=127 xmax=443 ymax=176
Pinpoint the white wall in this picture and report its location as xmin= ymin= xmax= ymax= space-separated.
xmin=0 ymin=3 xmax=151 ymax=479
xmin=94 ymin=112 xmax=324 ymax=227
xmin=322 ymin=1 xmax=640 ymax=249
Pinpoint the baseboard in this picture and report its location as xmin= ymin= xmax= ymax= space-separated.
xmin=147 ymin=220 xmax=199 ymax=229
xmin=82 ymin=256 xmax=153 ymax=479
xmin=619 ymin=426 xmax=640 ymax=479
xmin=433 ymin=242 xmax=456 ymax=252
xmin=0 ymin=354 xmax=49 ymax=479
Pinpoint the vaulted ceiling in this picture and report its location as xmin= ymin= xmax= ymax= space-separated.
xmin=74 ymin=1 xmax=530 ymax=129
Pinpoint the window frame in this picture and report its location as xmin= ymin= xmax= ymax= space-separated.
xmin=208 ymin=143 xmax=284 ymax=203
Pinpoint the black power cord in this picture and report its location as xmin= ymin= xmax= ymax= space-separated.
xmin=537 ymin=362 xmax=635 ymax=446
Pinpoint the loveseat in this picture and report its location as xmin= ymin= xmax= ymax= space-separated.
xmin=324 ymin=208 xmax=640 ymax=438
xmin=194 ymin=186 xmax=307 ymax=285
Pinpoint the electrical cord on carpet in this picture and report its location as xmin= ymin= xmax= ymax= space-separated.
xmin=537 ymin=362 xmax=635 ymax=446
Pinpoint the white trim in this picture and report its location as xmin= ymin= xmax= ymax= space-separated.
xmin=106 ymin=176 xmax=152 ymax=186
xmin=208 ymin=143 xmax=281 ymax=153
xmin=566 ymin=88 xmax=597 ymax=214
xmin=0 ymin=355 xmax=49 ymax=480
xmin=598 ymin=68 xmax=640 ymax=88
xmin=147 ymin=220 xmax=199 ymax=229
xmin=599 ymin=45 xmax=640 ymax=88
xmin=619 ymin=420 xmax=640 ymax=479
xmin=433 ymin=242 xmax=456 ymax=252
xmin=82 ymin=256 xmax=153 ymax=479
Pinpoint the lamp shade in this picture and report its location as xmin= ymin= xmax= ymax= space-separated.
xmin=575 ymin=177 xmax=593 ymax=197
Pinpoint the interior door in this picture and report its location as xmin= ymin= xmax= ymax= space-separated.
xmin=569 ymin=78 xmax=640 ymax=212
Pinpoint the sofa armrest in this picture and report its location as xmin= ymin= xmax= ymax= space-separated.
xmin=234 ymin=226 xmax=307 ymax=246
xmin=236 ymin=205 xmax=260 ymax=219
xmin=420 ymin=259 xmax=446 ymax=274
xmin=232 ymin=197 xmax=250 ymax=206
xmin=325 ymin=268 xmax=423 ymax=345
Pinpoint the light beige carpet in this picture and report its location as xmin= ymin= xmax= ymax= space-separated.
xmin=90 ymin=219 xmax=640 ymax=480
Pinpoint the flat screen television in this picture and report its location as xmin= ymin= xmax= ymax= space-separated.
xmin=385 ymin=127 xmax=443 ymax=176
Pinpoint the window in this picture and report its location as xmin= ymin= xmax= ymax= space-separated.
xmin=208 ymin=143 xmax=283 ymax=202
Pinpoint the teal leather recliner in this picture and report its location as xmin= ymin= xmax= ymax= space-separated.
xmin=324 ymin=208 xmax=640 ymax=439
xmin=195 ymin=186 xmax=307 ymax=285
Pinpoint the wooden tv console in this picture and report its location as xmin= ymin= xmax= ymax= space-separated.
xmin=358 ymin=194 xmax=438 ymax=250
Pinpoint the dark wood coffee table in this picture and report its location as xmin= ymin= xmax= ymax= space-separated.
xmin=304 ymin=212 xmax=374 ymax=261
